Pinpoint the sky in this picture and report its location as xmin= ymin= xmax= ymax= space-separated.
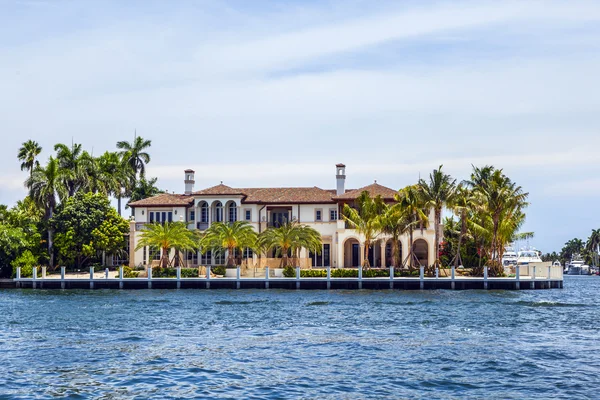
xmin=0 ymin=0 xmax=599 ymax=252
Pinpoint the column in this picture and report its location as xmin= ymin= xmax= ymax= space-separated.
xmin=359 ymin=244 xmax=365 ymax=267
xmin=380 ymin=242 xmax=386 ymax=268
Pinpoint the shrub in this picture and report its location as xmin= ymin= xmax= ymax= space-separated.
xmin=283 ymin=265 xmax=295 ymax=277
xmin=123 ymin=266 xmax=139 ymax=278
xmin=300 ymin=269 xmax=327 ymax=278
xmin=11 ymin=250 xmax=37 ymax=278
xmin=211 ymin=265 xmax=226 ymax=276
xmin=331 ymin=269 xmax=358 ymax=278
xmin=181 ymin=268 xmax=198 ymax=278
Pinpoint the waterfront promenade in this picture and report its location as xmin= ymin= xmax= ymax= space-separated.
xmin=7 ymin=265 xmax=563 ymax=291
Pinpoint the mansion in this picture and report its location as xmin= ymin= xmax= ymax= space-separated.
xmin=127 ymin=164 xmax=437 ymax=269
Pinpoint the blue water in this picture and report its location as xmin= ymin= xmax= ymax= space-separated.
xmin=1 ymin=277 xmax=599 ymax=399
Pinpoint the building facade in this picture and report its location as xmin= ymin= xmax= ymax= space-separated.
xmin=128 ymin=164 xmax=437 ymax=269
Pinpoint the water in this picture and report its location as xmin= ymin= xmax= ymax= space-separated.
xmin=0 ymin=277 xmax=599 ymax=399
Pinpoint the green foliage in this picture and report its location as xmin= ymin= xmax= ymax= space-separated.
xmin=211 ymin=265 xmax=226 ymax=276
xmin=150 ymin=267 xmax=198 ymax=278
xmin=52 ymin=192 xmax=129 ymax=268
xmin=258 ymin=221 xmax=322 ymax=267
xmin=283 ymin=265 xmax=295 ymax=277
xmin=11 ymin=250 xmax=37 ymax=278
xmin=123 ymin=266 xmax=140 ymax=278
xmin=136 ymin=222 xmax=199 ymax=268
xmin=201 ymin=221 xmax=257 ymax=266
xmin=181 ymin=268 xmax=198 ymax=278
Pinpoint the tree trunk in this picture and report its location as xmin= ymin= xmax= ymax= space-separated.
xmin=364 ymin=240 xmax=370 ymax=268
xmin=117 ymin=196 xmax=122 ymax=217
xmin=454 ymin=214 xmax=466 ymax=269
xmin=391 ymin=237 xmax=398 ymax=268
xmin=434 ymin=209 xmax=441 ymax=268
xmin=48 ymin=205 xmax=54 ymax=268
xmin=161 ymin=247 xmax=169 ymax=268
xmin=409 ymin=227 xmax=414 ymax=271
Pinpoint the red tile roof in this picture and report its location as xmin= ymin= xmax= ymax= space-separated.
xmin=193 ymin=184 xmax=246 ymax=196
xmin=241 ymin=187 xmax=335 ymax=204
xmin=128 ymin=193 xmax=195 ymax=207
xmin=333 ymin=182 xmax=398 ymax=201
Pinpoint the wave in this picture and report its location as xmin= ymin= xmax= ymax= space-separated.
xmin=512 ymin=300 xmax=588 ymax=308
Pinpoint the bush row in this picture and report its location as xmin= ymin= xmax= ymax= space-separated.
xmin=282 ymin=266 xmax=421 ymax=278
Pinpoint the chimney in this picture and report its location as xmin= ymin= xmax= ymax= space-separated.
xmin=336 ymin=163 xmax=346 ymax=195
xmin=184 ymin=169 xmax=195 ymax=195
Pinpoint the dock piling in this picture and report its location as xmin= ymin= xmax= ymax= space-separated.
xmin=296 ymin=267 xmax=300 ymax=289
xmin=515 ymin=265 xmax=520 ymax=290
xmin=236 ymin=266 xmax=240 ymax=289
xmin=61 ymin=267 xmax=65 ymax=289
xmin=32 ymin=267 xmax=37 ymax=289
xmin=176 ymin=266 xmax=181 ymax=289
xmin=206 ymin=266 xmax=211 ymax=289
xmin=484 ymin=266 xmax=488 ymax=290
xmin=451 ymin=266 xmax=455 ymax=290
xmin=147 ymin=266 xmax=152 ymax=289
xmin=390 ymin=267 xmax=394 ymax=289
xmin=41 ymin=266 xmax=46 ymax=280
xmin=531 ymin=266 xmax=536 ymax=289
xmin=89 ymin=266 xmax=94 ymax=289
xmin=265 ymin=267 xmax=269 ymax=289
xmin=119 ymin=266 xmax=124 ymax=289
xmin=419 ymin=266 xmax=424 ymax=290
xmin=358 ymin=266 xmax=363 ymax=289
xmin=327 ymin=267 xmax=331 ymax=290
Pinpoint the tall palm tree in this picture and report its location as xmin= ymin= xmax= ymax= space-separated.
xmin=586 ymin=229 xmax=600 ymax=266
xmin=418 ymin=165 xmax=457 ymax=269
xmin=136 ymin=222 xmax=199 ymax=268
xmin=395 ymin=185 xmax=429 ymax=270
xmin=342 ymin=191 xmax=385 ymax=268
xmin=200 ymin=221 xmax=258 ymax=267
xmin=97 ymin=151 xmax=133 ymax=216
xmin=54 ymin=142 xmax=85 ymax=197
xmin=25 ymin=157 xmax=67 ymax=268
xmin=450 ymin=185 xmax=476 ymax=269
xmin=258 ymin=221 xmax=322 ymax=268
xmin=128 ymin=177 xmax=162 ymax=205
xmin=17 ymin=140 xmax=42 ymax=178
xmin=117 ymin=135 xmax=152 ymax=179
xmin=380 ymin=203 xmax=414 ymax=268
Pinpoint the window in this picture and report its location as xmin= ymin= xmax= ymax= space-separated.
xmin=228 ymin=203 xmax=237 ymax=222
xmin=187 ymin=250 xmax=198 ymax=265
xmin=244 ymin=247 xmax=254 ymax=259
xmin=149 ymin=246 xmax=161 ymax=261
xmin=245 ymin=209 xmax=252 ymax=221
xmin=200 ymin=249 xmax=211 ymax=265
xmin=214 ymin=201 xmax=223 ymax=222
xmin=310 ymin=244 xmax=330 ymax=267
xmin=315 ymin=209 xmax=322 ymax=222
xmin=149 ymin=212 xmax=154 ymax=223
xmin=167 ymin=212 xmax=173 ymax=223
xmin=200 ymin=203 xmax=209 ymax=222
xmin=189 ymin=210 xmax=195 ymax=221
xmin=330 ymin=209 xmax=338 ymax=221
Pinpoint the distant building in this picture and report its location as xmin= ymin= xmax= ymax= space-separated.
xmin=127 ymin=164 xmax=436 ymax=269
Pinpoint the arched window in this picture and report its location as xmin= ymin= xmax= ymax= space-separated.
xmin=200 ymin=202 xmax=209 ymax=223
xmin=228 ymin=202 xmax=237 ymax=222
xmin=214 ymin=201 xmax=223 ymax=222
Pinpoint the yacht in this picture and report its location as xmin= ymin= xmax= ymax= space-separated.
xmin=566 ymin=255 xmax=591 ymax=275
xmin=502 ymin=248 xmax=518 ymax=267
xmin=516 ymin=249 xmax=543 ymax=266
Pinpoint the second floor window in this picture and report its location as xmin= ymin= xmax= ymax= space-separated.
xmin=245 ymin=209 xmax=252 ymax=221
xmin=189 ymin=211 xmax=195 ymax=221
xmin=315 ymin=209 xmax=322 ymax=221
xmin=330 ymin=209 xmax=338 ymax=221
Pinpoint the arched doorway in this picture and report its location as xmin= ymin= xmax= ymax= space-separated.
xmin=413 ymin=239 xmax=429 ymax=267
xmin=343 ymin=238 xmax=360 ymax=267
xmin=212 ymin=201 xmax=223 ymax=223
xmin=385 ymin=240 xmax=402 ymax=267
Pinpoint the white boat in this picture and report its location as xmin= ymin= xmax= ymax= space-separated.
xmin=516 ymin=249 xmax=542 ymax=266
xmin=566 ymin=255 xmax=590 ymax=275
xmin=501 ymin=247 xmax=518 ymax=267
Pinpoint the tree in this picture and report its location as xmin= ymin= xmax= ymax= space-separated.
xmin=17 ymin=140 xmax=42 ymax=178
xmin=395 ymin=185 xmax=429 ymax=270
xmin=380 ymin=203 xmax=413 ymax=267
xmin=26 ymin=157 xmax=68 ymax=267
xmin=97 ymin=151 xmax=133 ymax=216
xmin=418 ymin=165 xmax=457 ymax=269
xmin=54 ymin=142 xmax=85 ymax=197
xmin=136 ymin=222 xmax=199 ymax=268
xmin=0 ymin=223 xmax=30 ymax=278
xmin=586 ymin=229 xmax=600 ymax=266
xmin=561 ymin=238 xmax=585 ymax=264
xmin=117 ymin=135 xmax=152 ymax=180
xmin=200 ymin=221 xmax=258 ymax=267
xmin=52 ymin=192 xmax=129 ymax=268
xmin=342 ymin=191 xmax=386 ymax=268
xmin=450 ymin=185 xmax=476 ymax=269
xmin=258 ymin=221 xmax=322 ymax=267
xmin=127 ymin=177 xmax=162 ymax=207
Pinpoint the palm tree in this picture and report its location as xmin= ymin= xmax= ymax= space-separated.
xmin=117 ymin=135 xmax=152 ymax=179
xmin=54 ymin=142 xmax=85 ymax=197
xmin=586 ymin=229 xmax=600 ymax=266
xmin=25 ymin=157 xmax=67 ymax=268
xmin=200 ymin=221 xmax=258 ymax=267
xmin=258 ymin=221 xmax=322 ymax=268
xmin=380 ymin=203 xmax=413 ymax=268
xmin=128 ymin=177 xmax=162 ymax=205
xmin=418 ymin=165 xmax=457 ymax=269
xmin=450 ymin=185 xmax=476 ymax=269
xmin=17 ymin=140 xmax=42 ymax=178
xmin=135 ymin=222 xmax=199 ymax=268
xmin=395 ymin=185 xmax=429 ymax=270
xmin=342 ymin=191 xmax=385 ymax=268
xmin=97 ymin=151 xmax=133 ymax=215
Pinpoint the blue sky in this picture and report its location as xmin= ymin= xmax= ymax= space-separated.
xmin=0 ymin=0 xmax=599 ymax=252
